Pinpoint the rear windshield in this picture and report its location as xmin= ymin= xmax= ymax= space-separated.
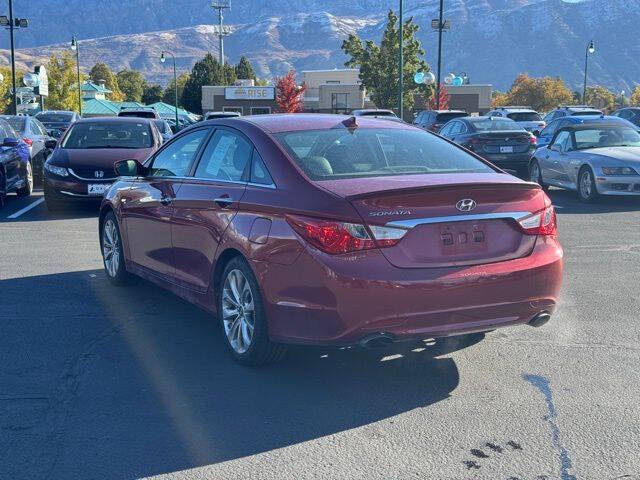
xmin=61 ymin=122 xmax=153 ymax=149
xmin=275 ymin=128 xmax=494 ymax=180
xmin=507 ymin=112 xmax=542 ymax=122
xmin=119 ymin=111 xmax=156 ymax=118
xmin=469 ymin=118 xmax=524 ymax=131
xmin=35 ymin=112 xmax=73 ymax=123
xmin=359 ymin=111 xmax=395 ymax=117
xmin=435 ymin=112 xmax=466 ymax=123
xmin=4 ymin=117 xmax=26 ymax=132
xmin=571 ymin=110 xmax=601 ymax=116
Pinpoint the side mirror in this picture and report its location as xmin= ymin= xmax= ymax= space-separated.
xmin=3 ymin=137 xmax=20 ymax=147
xmin=44 ymin=139 xmax=58 ymax=149
xmin=114 ymin=159 xmax=144 ymax=177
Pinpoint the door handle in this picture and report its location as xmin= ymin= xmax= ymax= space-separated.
xmin=160 ymin=196 xmax=173 ymax=206
xmin=214 ymin=195 xmax=233 ymax=208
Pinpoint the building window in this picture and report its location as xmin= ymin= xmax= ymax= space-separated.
xmin=326 ymin=80 xmax=340 ymax=85
xmin=223 ymin=107 xmax=243 ymax=114
xmin=251 ymin=107 xmax=271 ymax=115
xmin=331 ymin=93 xmax=349 ymax=113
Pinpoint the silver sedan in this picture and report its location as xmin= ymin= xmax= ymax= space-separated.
xmin=529 ymin=123 xmax=640 ymax=202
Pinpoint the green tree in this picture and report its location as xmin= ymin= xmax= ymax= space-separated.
xmin=223 ymin=62 xmax=237 ymax=85
xmin=631 ymin=86 xmax=640 ymax=106
xmin=0 ymin=66 xmax=24 ymax=114
xmin=142 ymin=83 xmax=164 ymax=104
xmin=585 ymin=85 xmax=616 ymax=112
xmin=163 ymin=72 xmax=189 ymax=106
xmin=89 ymin=62 xmax=123 ymax=101
xmin=235 ymin=56 xmax=256 ymax=80
xmin=181 ymin=53 xmax=225 ymax=114
xmin=497 ymin=74 xmax=573 ymax=112
xmin=47 ymin=52 xmax=85 ymax=111
xmin=116 ymin=69 xmax=147 ymax=102
xmin=342 ymin=10 xmax=431 ymax=111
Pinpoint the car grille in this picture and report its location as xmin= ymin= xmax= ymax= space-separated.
xmin=69 ymin=167 xmax=117 ymax=180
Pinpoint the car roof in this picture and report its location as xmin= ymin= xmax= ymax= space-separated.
xmin=217 ymin=113 xmax=415 ymax=133
xmin=74 ymin=116 xmax=154 ymax=124
xmin=557 ymin=105 xmax=601 ymax=111
xmin=559 ymin=121 xmax=633 ymax=131
xmin=494 ymin=107 xmax=536 ymax=112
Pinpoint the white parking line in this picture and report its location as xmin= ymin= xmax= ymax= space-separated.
xmin=6 ymin=198 xmax=45 ymax=219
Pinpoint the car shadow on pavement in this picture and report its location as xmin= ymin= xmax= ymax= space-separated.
xmin=548 ymin=187 xmax=640 ymax=214
xmin=1 ymin=269 xmax=482 ymax=479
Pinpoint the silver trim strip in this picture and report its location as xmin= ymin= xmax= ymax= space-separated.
xmin=385 ymin=211 xmax=531 ymax=229
xmin=60 ymin=190 xmax=103 ymax=197
xmin=68 ymin=168 xmax=115 ymax=181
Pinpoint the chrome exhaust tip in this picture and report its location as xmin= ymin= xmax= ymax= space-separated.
xmin=359 ymin=333 xmax=395 ymax=349
xmin=528 ymin=311 xmax=551 ymax=328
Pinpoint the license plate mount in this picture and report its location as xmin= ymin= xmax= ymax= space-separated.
xmin=88 ymin=184 xmax=110 ymax=196
xmin=500 ymin=146 xmax=514 ymax=153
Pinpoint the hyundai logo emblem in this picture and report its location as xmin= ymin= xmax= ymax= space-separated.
xmin=94 ymin=170 xmax=104 ymax=179
xmin=456 ymin=199 xmax=476 ymax=212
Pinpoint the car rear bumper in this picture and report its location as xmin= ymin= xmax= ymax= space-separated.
xmin=255 ymin=236 xmax=564 ymax=345
xmin=482 ymin=153 xmax=533 ymax=170
xmin=595 ymin=175 xmax=640 ymax=195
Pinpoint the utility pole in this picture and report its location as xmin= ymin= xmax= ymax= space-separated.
xmin=8 ymin=0 xmax=17 ymax=114
xmin=212 ymin=1 xmax=231 ymax=65
xmin=436 ymin=0 xmax=444 ymax=109
xmin=398 ymin=0 xmax=403 ymax=119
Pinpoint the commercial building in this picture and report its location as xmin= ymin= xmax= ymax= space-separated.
xmin=413 ymin=84 xmax=493 ymax=116
xmin=301 ymin=69 xmax=373 ymax=113
xmin=201 ymin=80 xmax=277 ymax=115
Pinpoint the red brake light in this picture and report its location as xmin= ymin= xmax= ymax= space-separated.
xmin=286 ymin=215 xmax=407 ymax=254
xmin=23 ymin=137 xmax=33 ymax=146
xmin=529 ymin=135 xmax=537 ymax=145
xmin=518 ymin=205 xmax=557 ymax=236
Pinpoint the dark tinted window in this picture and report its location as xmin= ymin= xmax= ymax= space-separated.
xmin=436 ymin=112 xmax=466 ymax=123
xmin=150 ymin=129 xmax=208 ymax=177
xmin=35 ymin=112 xmax=74 ymax=123
xmin=468 ymin=117 xmax=524 ymax=131
xmin=250 ymin=150 xmax=274 ymax=185
xmin=153 ymin=120 xmax=171 ymax=134
xmin=276 ymin=128 xmax=493 ymax=180
xmin=62 ymin=121 xmax=153 ymax=149
xmin=571 ymin=110 xmax=601 ymax=116
xmin=4 ymin=117 xmax=26 ymax=132
xmin=194 ymin=129 xmax=251 ymax=181
xmin=507 ymin=112 xmax=542 ymax=121
xmin=540 ymin=119 xmax=561 ymax=137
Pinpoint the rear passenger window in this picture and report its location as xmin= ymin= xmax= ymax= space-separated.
xmin=250 ymin=151 xmax=274 ymax=186
xmin=195 ymin=129 xmax=251 ymax=182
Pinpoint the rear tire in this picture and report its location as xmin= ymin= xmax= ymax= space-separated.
xmin=16 ymin=161 xmax=33 ymax=197
xmin=101 ymin=211 xmax=132 ymax=286
xmin=577 ymin=166 xmax=599 ymax=203
xmin=218 ymin=256 xmax=287 ymax=366
xmin=529 ymin=159 xmax=548 ymax=192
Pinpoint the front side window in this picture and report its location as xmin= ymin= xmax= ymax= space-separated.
xmin=540 ymin=120 xmax=560 ymax=137
xmin=194 ymin=129 xmax=251 ymax=181
xmin=149 ymin=129 xmax=208 ymax=177
xmin=552 ymin=131 xmax=571 ymax=151
xmin=62 ymin=122 xmax=154 ymax=149
xmin=276 ymin=127 xmax=494 ymax=180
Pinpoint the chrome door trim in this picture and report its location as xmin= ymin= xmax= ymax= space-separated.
xmin=385 ymin=211 xmax=531 ymax=229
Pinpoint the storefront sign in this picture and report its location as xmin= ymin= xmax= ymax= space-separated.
xmin=225 ymin=86 xmax=275 ymax=100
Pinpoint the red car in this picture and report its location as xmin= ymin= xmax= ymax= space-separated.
xmin=99 ymin=114 xmax=563 ymax=365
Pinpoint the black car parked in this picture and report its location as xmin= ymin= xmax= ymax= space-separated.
xmin=612 ymin=107 xmax=640 ymax=128
xmin=438 ymin=116 xmax=537 ymax=178
xmin=413 ymin=109 xmax=467 ymax=133
xmin=35 ymin=110 xmax=80 ymax=139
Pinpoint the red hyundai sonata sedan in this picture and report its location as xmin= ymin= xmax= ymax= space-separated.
xmin=99 ymin=114 xmax=563 ymax=365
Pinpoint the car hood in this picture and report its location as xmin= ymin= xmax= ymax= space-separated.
xmin=51 ymin=147 xmax=154 ymax=169
xmin=581 ymin=146 xmax=640 ymax=165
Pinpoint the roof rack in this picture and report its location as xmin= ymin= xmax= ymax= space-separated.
xmin=496 ymin=106 xmax=533 ymax=110
xmin=119 ymin=106 xmax=157 ymax=111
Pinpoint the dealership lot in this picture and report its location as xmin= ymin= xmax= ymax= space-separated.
xmin=1 ymin=189 xmax=639 ymax=480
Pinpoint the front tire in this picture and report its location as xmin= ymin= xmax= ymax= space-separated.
xmin=578 ymin=166 xmax=599 ymax=203
xmin=101 ymin=212 xmax=132 ymax=286
xmin=529 ymin=159 xmax=548 ymax=192
xmin=16 ymin=161 xmax=33 ymax=197
xmin=218 ymin=257 xmax=287 ymax=366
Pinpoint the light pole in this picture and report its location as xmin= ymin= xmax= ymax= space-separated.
xmin=398 ymin=0 xmax=403 ymax=119
xmin=620 ymin=90 xmax=625 ymax=109
xmin=2 ymin=1 xmax=29 ymax=114
xmin=583 ymin=40 xmax=595 ymax=103
xmin=161 ymin=51 xmax=179 ymax=129
xmin=436 ymin=0 xmax=445 ymax=109
xmin=70 ymin=36 xmax=82 ymax=115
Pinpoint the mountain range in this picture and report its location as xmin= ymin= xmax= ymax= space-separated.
xmin=0 ymin=0 xmax=637 ymax=92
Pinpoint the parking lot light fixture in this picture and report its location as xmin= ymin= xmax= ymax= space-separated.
xmin=71 ymin=35 xmax=82 ymax=115
xmin=583 ymin=40 xmax=595 ymax=103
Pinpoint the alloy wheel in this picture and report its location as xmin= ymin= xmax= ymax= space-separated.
xmin=26 ymin=161 xmax=33 ymax=193
xmin=530 ymin=162 xmax=541 ymax=185
xmin=102 ymin=219 xmax=120 ymax=278
xmin=580 ymin=170 xmax=592 ymax=199
xmin=222 ymin=269 xmax=255 ymax=354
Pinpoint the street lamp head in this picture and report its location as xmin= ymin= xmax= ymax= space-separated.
xmin=588 ymin=40 xmax=595 ymax=54
xmin=70 ymin=36 xmax=77 ymax=51
xmin=160 ymin=52 xmax=166 ymax=63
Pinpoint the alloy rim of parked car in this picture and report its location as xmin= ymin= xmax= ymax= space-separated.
xmin=579 ymin=169 xmax=593 ymax=199
xmin=221 ymin=269 xmax=255 ymax=354
xmin=102 ymin=219 xmax=121 ymax=278
xmin=26 ymin=161 xmax=33 ymax=194
xmin=530 ymin=161 xmax=541 ymax=185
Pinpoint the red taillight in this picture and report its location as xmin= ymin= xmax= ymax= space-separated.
xmin=518 ymin=205 xmax=557 ymax=236
xmin=286 ymin=215 xmax=407 ymax=254
xmin=529 ymin=135 xmax=537 ymax=145
xmin=23 ymin=137 xmax=33 ymax=146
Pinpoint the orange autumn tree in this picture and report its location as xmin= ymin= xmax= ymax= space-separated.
xmin=429 ymin=85 xmax=450 ymax=110
xmin=275 ymin=70 xmax=306 ymax=113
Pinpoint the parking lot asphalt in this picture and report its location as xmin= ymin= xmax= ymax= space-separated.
xmin=1 ymin=188 xmax=639 ymax=480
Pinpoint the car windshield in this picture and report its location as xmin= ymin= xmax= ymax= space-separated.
xmin=507 ymin=112 xmax=542 ymax=121
xmin=153 ymin=120 xmax=169 ymax=133
xmin=435 ymin=112 xmax=466 ymax=122
xmin=574 ymin=127 xmax=640 ymax=149
xmin=469 ymin=118 xmax=524 ymax=131
xmin=35 ymin=112 xmax=73 ymax=123
xmin=61 ymin=122 xmax=153 ymax=149
xmin=275 ymin=128 xmax=494 ymax=180
xmin=4 ymin=117 xmax=26 ymax=132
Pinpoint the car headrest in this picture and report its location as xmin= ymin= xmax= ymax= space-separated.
xmin=305 ymin=156 xmax=333 ymax=177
